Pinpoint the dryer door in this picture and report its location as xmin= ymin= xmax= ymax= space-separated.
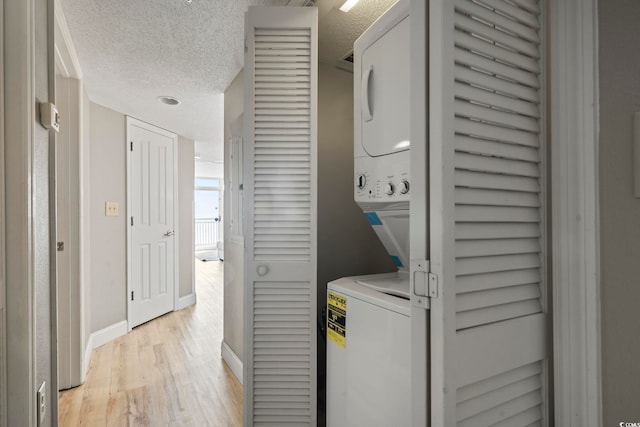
xmin=360 ymin=14 xmax=410 ymax=157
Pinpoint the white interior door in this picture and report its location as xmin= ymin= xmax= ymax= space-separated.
xmin=55 ymin=72 xmax=83 ymax=390
xmin=243 ymin=6 xmax=318 ymax=426
xmin=127 ymin=117 xmax=178 ymax=329
xmin=428 ymin=0 xmax=548 ymax=425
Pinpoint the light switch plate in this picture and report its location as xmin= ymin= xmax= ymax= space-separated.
xmin=105 ymin=201 xmax=119 ymax=216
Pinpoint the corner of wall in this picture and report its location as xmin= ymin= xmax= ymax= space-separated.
xmin=176 ymin=293 xmax=197 ymax=310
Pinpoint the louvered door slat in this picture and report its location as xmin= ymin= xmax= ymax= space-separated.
xmin=456 ymin=283 xmax=541 ymax=312
xmin=454 ymin=0 xmax=540 ymax=43
xmin=455 ymin=152 xmax=539 ymax=177
xmin=454 ymin=82 xmax=540 ymax=118
xmin=455 ymin=136 xmax=540 ymax=162
xmin=455 ymin=170 xmax=539 ymax=192
xmin=455 ymin=100 xmax=539 ymax=132
xmin=454 ymin=118 xmax=539 ymax=147
xmin=508 ymin=0 xmax=540 ymax=14
xmin=453 ymin=14 xmax=539 ymax=58
xmin=245 ymin=7 xmax=317 ymax=426
xmin=456 ymin=222 xmax=540 ymax=239
xmin=454 ymin=66 xmax=539 ymax=102
xmin=456 ymin=206 xmax=540 ymax=222
xmin=455 ymin=188 xmax=540 ymax=207
xmin=456 ymin=238 xmax=540 ymax=258
xmin=457 ymin=362 xmax=543 ymax=403
xmin=456 ymin=269 xmax=541 ymax=294
xmin=476 ymin=0 xmax=540 ymax=28
xmin=453 ymin=32 xmax=540 ymax=74
xmin=456 ymin=253 xmax=540 ymax=276
xmin=458 ymin=390 xmax=542 ymax=427
xmin=457 ymin=374 xmax=542 ymax=421
xmin=454 ymin=48 xmax=539 ymax=88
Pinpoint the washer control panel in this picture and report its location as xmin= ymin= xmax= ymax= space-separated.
xmin=355 ymin=168 xmax=409 ymax=204
xmin=355 ymin=150 xmax=410 ymax=204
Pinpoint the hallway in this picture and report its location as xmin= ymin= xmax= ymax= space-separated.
xmin=58 ymin=260 xmax=242 ymax=426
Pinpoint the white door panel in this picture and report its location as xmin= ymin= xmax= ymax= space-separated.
xmin=427 ymin=0 xmax=548 ymax=425
xmin=127 ymin=117 xmax=177 ymax=329
xmin=244 ymin=6 xmax=318 ymax=426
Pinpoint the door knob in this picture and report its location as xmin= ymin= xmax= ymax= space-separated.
xmin=164 ymin=230 xmax=175 ymax=237
xmin=257 ymin=265 xmax=270 ymax=276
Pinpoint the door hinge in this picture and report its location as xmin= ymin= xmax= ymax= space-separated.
xmin=131 ymin=217 xmax=134 ymax=226
xmin=411 ymin=260 xmax=438 ymax=309
xmin=244 ymin=37 xmax=248 ymax=52
xmin=130 ymin=141 xmax=133 ymax=151
xmin=131 ymin=291 xmax=134 ymax=301
xmin=428 ymin=272 xmax=439 ymax=298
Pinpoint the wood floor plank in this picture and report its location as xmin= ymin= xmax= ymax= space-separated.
xmin=59 ymin=260 xmax=242 ymax=426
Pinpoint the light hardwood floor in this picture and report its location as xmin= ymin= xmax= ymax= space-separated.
xmin=59 ymin=260 xmax=242 ymax=427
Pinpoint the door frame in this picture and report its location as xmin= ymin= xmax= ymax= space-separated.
xmin=0 ymin=0 xmax=6 ymax=422
xmin=549 ymin=0 xmax=602 ymax=425
xmin=4 ymin=0 xmax=37 ymax=423
xmin=125 ymin=116 xmax=180 ymax=331
xmin=409 ymin=0 xmax=429 ymax=426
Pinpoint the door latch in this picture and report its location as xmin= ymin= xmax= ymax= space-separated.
xmin=57 ymin=242 xmax=64 ymax=251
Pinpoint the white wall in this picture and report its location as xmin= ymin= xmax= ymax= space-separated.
xmin=195 ymin=159 xmax=223 ymax=178
xmin=88 ymin=103 xmax=196 ymax=333
xmin=599 ymin=0 xmax=640 ymax=422
xmin=89 ymin=103 xmax=128 ymax=331
xmin=178 ymin=136 xmax=195 ymax=298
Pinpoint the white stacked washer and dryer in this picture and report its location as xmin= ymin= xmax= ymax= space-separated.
xmin=326 ymin=1 xmax=413 ymax=426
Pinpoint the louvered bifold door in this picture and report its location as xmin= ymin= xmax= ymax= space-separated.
xmin=243 ymin=7 xmax=318 ymax=427
xmin=429 ymin=0 xmax=547 ymax=426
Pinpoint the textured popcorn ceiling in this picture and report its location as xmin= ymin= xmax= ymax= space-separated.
xmin=318 ymin=0 xmax=398 ymax=66
xmin=60 ymin=0 xmax=395 ymax=162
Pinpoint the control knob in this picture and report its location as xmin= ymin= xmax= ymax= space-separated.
xmin=385 ymin=182 xmax=395 ymax=196
xmin=356 ymin=174 xmax=366 ymax=190
xmin=399 ymin=180 xmax=410 ymax=194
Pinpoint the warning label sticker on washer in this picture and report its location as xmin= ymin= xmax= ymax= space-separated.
xmin=327 ymin=291 xmax=347 ymax=348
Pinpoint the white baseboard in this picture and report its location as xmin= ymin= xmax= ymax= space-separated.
xmin=90 ymin=320 xmax=128 ymax=349
xmin=176 ymin=293 xmax=197 ymax=310
xmin=82 ymin=335 xmax=93 ymax=382
xmin=221 ymin=340 xmax=243 ymax=385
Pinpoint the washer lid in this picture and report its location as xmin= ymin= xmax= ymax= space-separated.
xmin=328 ymin=273 xmax=411 ymax=314
xmin=356 ymin=272 xmax=410 ymax=299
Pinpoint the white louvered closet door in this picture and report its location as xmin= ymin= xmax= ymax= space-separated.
xmin=429 ymin=0 xmax=547 ymax=425
xmin=243 ymin=7 xmax=318 ymax=427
